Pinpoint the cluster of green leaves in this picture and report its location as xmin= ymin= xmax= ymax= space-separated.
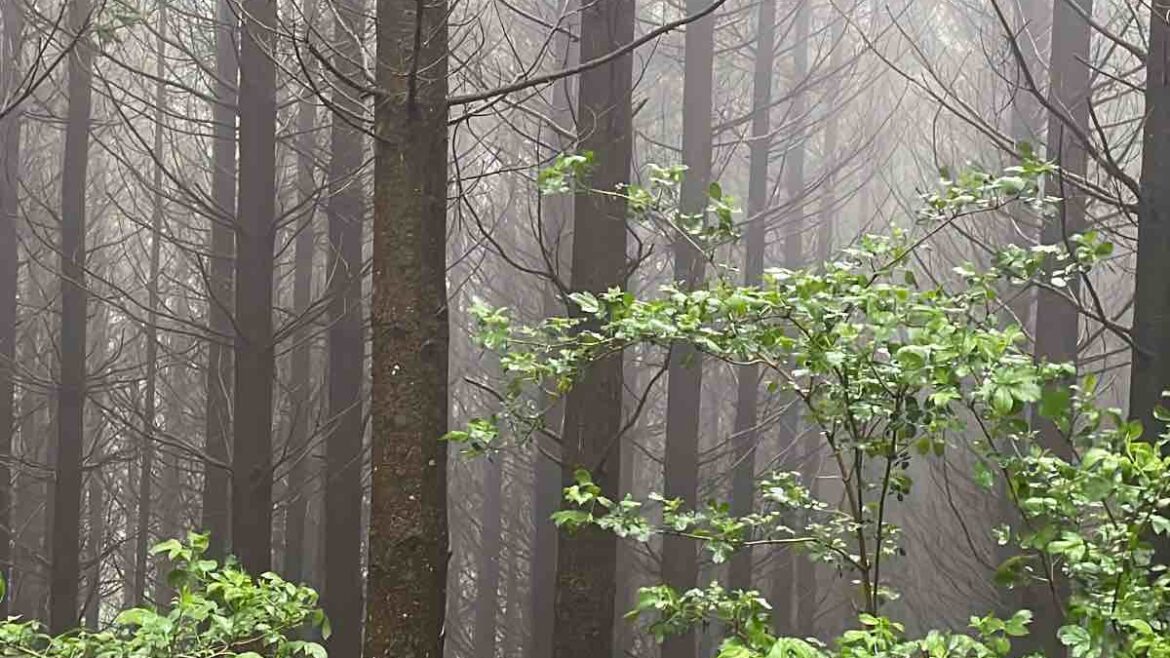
xmin=454 ymin=154 xmax=1170 ymax=658
xmin=0 ymin=534 xmax=329 ymax=658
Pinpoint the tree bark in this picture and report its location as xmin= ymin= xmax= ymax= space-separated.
xmin=364 ymin=0 xmax=449 ymax=653
xmin=48 ymin=0 xmax=93 ymax=631
xmin=661 ymin=0 xmax=714 ymax=655
xmin=323 ymin=0 xmax=365 ymax=653
xmin=729 ymin=0 xmax=774 ymax=595
xmin=201 ymin=0 xmax=237 ymax=562
xmin=552 ymin=0 xmax=634 ymax=652
xmin=232 ymin=0 xmax=278 ymax=575
xmin=0 ymin=0 xmax=23 ymax=615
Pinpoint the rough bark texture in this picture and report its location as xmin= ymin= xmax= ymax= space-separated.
xmin=364 ymin=0 xmax=449 ymax=653
xmin=552 ymin=0 xmax=633 ymax=651
xmin=201 ymin=0 xmax=236 ymax=562
xmin=0 ymin=0 xmax=23 ymax=615
xmin=661 ymin=1 xmax=714 ymax=655
xmin=729 ymin=0 xmax=774 ymax=594
xmin=323 ymin=0 xmax=365 ymax=652
xmin=1024 ymin=0 xmax=1091 ymax=653
xmin=232 ymin=0 xmax=278 ymax=575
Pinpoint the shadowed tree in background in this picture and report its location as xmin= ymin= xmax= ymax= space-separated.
xmin=49 ymin=0 xmax=94 ymax=632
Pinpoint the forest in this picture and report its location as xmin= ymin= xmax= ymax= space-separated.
xmin=1 ymin=0 xmax=1170 ymax=656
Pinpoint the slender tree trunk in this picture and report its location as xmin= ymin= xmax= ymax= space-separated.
xmin=364 ymin=0 xmax=449 ymax=653
xmin=552 ymin=0 xmax=634 ymax=651
xmin=232 ymin=0 xmax=278 ymax=575
xmin=1024 ymin=0 xmax=1091 ymax=653
xmin=661 ymin=1 xmax=713 ymax=656
xmin=473 ymin=457 xmax=503 ymax=658
xmin=133 ymin=7 xmax=166 ymax=604
xmin=82 ymin=294 xmax=107 ymax=628
xmin=729 ymin=0 xmax=774 ymax=595
xmin=202 ymin=0 xmax=237 ymax=561
xmin=322 ymin=0 xmax=365 ymax=654
xmin=49 ymin=0 xmax=94 ymax=631
xmin=772 ymin=2 xmax=809 ymax=635
xmin=528 ymin=12 xmax=574 ymax=656
xmin=0 ymin=0 xmax=24 ymax=615
xmin=284 ymin=0 xmax=317 ymax=583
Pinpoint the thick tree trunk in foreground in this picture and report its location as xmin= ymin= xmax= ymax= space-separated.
xmin=552 ymin=0 xmax=634 ymax=652
xmin=49 ymin=0 xmax=94 ymax=632
xmin=661 ymin=0 xmax=714 ymax=655
xmin=323 ymin=0 xmax=366 ymax=652
xmin=364 ymin=0 xmax=448 ymax=654
xmin=202 ymin=0 xmax=237 ymax=561
xmin=729 ymin=0 xmax=774 ymax=595
xmin=232 ymin=0 xmax=278 ymax=575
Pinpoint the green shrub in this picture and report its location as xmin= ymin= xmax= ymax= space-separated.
xmin=1 ymin=533 xmax=329 ymax=658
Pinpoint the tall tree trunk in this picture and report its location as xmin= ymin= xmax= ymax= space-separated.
xmin=1131 ymin=4 xmax=1170 ymax=564
xmin=49 ymin=0 xmax=93 ymax=632
xmin=82 ymin=290 xmax=108 ymax=628
xmin=202 ymin=0 xmax=237 ymax=561
xmin=772 ymin=2 xmax=809 ymax=635
xmin=552 ymin=0 xmax=634 ymax=652
xmin=528 ymin=11 xmax=574 ymax=656
xmin=322 ymin=0 xmax=365 ymax=654
xmin=729 ymin=0 xmax=774 ymax=595
xmin=284 ymin=0 xmax=317 ymax=584
xmin=364 ymin=0 xmax=449 ymax=653
xmin=473 ymin=457 xmax=503 ymax=658
xmin=662 ymin=1 xmax=714 ymax=656
xmin=1024 ymin=0 xmax=1091 ymax=653
xmin=1130 ymin=8 xmax=1170 ymax=438
xmin=232 ymin=0 xmax=278 ymax=575
xmin=0 ymin=0 xmax=24 ymax=615
xmin=134 ymin=7 xmax=166 ymax=604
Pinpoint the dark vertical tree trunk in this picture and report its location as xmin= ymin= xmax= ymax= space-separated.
xmin=772 ymin=3 xmax=808 ymax=635
xmin=729 ymin=0 xmax=774 ymax=595
xmin=284 ymin=0 xmax=317 ymax=584
xmin=134 ymin=8 xmax=166 ymax=604
xmin=232 ymin=0 xmax=278 ymax=575
xmin=661 ymin=1 xmax=713 ymax=656
xmin=1130 ymin=7 xmax=1170 ymax=438
xmin=364 ymin=0 xmax=448 ymax=653
xmin=49 ymin=0 xmax=93 ymax=632
xmin=552 ymin=0 xmax=634 ymax=652
xmin=473 ymin=457 xmax=503 ymax=658
xmin=0 ymin=0 xmax=23 ymax=615
xmin=202 ymin=0 xmax=237 ymax=562
xmin=1131 ymin=4 xmax=1170 ymax=568
xmin=322 ymin=0 xmax=364 ymax=654
xmin=1024 ymin=0 xmax=1091 ymax=653
xmin=528 ymin=13 xmax=574 ymax=656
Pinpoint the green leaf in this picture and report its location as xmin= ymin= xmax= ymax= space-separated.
xmin=569 ymin=291 xmax=601 ymax=315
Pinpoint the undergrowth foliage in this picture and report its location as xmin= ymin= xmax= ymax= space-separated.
xmin=451 ymin=155 xmax=1170 ymax=658
xmin=0 ymin=534 xmax=329 ymax=658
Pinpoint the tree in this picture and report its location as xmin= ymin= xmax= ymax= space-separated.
xmin=48 ymin=0 xmax=94 ymax=632
xmin=322 ymin=0 xmax=366 ymax=653
xmin=662 ymin=0 xmax=714 ymax=654
xmin=0 ymin=0 xmax=24 ymax=617
xmin=232 ymin=0 xmax=278 ymax=574
xmin=363 ymin=0 xmax=449 ymax=653
xmin=551 ymin=0 xmax=636 ymax=653
xmin=201 ymin=0 xmax=236 ymax=563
